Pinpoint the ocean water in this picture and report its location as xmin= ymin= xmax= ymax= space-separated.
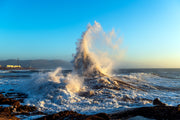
xmin=0 ymin=68 xmax=179 ymax=115
xmin=0 ymin=22 xmax=179 ymax=117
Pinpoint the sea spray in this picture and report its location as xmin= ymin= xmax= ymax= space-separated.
xmin=48 ymin=67 xmax=62 ymax=83
xmin=19 ymin=21 xmax=138 ymax=99
xmin=18 ymin=67 xmax=85 ymax=96
xmin=65 ymin=73 xmax=85 ymax=93
xmin=73 ymin=21 xmax=123 ymax=77
xmin=48 ymin=67 xmax=85 ymax=93
xmin=1 ymin=69 xmax=179 ymax=114
xmin=12 ymin=22 xmax=170 ymax=114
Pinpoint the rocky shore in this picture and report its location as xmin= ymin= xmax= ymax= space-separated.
xmin=0 ymin=93 xmax=44 ymax=120
xmin=0 ymin=93 xmax=179 ymax=120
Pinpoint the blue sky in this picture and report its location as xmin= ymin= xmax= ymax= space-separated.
xmin=0 ymin=0 xmax=180 ymax=68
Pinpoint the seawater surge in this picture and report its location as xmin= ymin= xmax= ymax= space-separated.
xmin=0 ymin=22 xmax=179 ymax=115
xmin=73 ymin=21 xmax=123 ymax=77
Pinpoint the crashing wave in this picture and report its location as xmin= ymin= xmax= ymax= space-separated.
xmin=72 ymin=21 xmax=142 ymax=91
xmin=15 ymin=22 xmax=166 ymax=114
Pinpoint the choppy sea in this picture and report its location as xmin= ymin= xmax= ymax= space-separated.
xmin=0 ymin=68 xmax=179 ymax=115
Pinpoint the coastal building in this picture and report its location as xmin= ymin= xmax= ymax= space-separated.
xmin=6 ymin=65 xmax=21 ymax=68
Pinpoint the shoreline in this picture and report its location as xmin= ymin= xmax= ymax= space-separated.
xmin=0 ymin=92 xmax=179 ymax=120
xmin=0 ymin=67 xmax=35 ymax=70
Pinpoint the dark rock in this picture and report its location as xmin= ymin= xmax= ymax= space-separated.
xmin=1 ymin=107 xmax=11 ymax=114
xmin=0 ymin=114 xmax=20 ymax=120
xmin=0 ymin=98 xmax=11 ymax=104
xmin=35 ymin=111 xmax=86 ymax=120
xmin=35 ymin=111 xmax=110 ymax=120
xmin=153 ymin=98 xmax=166 ymax=106
xmin=16 ymin=105 xmax=37 ymax=113
xmin=0 ymin=93 xmax=38 ymax=120
xmin=177 ymin=104 xmax=180 ymax=111
xmin=11 ymin=100 xmax=21 ymax=108
xmin=0 ymin=94 xmax=4 ymax=99
xmin=0 ymin=106 xmax=20 ymax=120
xmin=1 ymin=93 xmax=180 ymax=120
xmin=85 ymin=116 xmax=106 ymax=120
xmin=86 ymin=113 xmax=110 ymax=120
xmin=110 ymin=106 xmax=180 ymax=120
xmin=4 ymin=92 xmax=28 ymax=102
xmin=79 ymin=90 xmax=95 ymax=97
xmin=0 ymin=95 xmax=21 ymax=107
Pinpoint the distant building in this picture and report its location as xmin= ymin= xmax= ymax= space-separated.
xmin=6 ymin=65 xmax=21 ymax=68
xmin=0 ymin=65 xmax=1 ymax=68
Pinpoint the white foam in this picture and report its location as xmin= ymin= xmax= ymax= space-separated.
xmin=0 ymin=70 xmax=10 ymax=73
xmin=0 ymin=22 xmax=180 ymax=115
xmin=0 ymin=69 xmax=179 ymax=115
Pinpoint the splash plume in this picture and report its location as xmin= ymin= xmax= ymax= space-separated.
xmin=72 ymin=21 xmax=142 ymax=91
xmin=73 ymin=21 xmax=122 ymax=77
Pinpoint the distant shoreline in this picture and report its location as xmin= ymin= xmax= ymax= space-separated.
xmin=0 ymin=67 xmax=35 ymax=70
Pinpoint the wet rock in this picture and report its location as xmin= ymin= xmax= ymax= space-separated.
xmin=0 ymin=94 xmax=4 ymax=99
xmin=79 ymin=90 xmax=95 ymax=97
xmin=177 ymin=104 xmax=180 ymax=111
xmin=12 ymin=100 xmax=21 ymax=107
xmin=35 ymin=111 xmax=110 ymax=120
xmin=1 ymin=93 xmax=179 ymax=120
xmin=85 ymin=116 xmax=106 ymax=120
xmin=1 ymin=107 xmax=11 ymax=114
xmin=110 ymin=106 xmax=180 ymax=120
xmin=16 ymin=105 xmax=37 ymax=113
xmin=0 ymin=95 xmax=21 ymax=107
xmin=0 ymin=114 xmax=20 ymax=120
xmin=86 ymin=113 xmax=110 ymax=120
xmin=0 ymin=93 xmax=38 ymax=119
xmin=0 ymin=106 xmax=20 ymax=120
xmin=153 ymin=98 xmax=166 ymax=106
xmin=4 ymin=92 xmax=28 ymax=102
xmin=35 ymin=111 xmax=86 ymax=120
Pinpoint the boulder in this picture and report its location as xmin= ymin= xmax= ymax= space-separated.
xmin=153 ymin=98 xmax=166 ymax=106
